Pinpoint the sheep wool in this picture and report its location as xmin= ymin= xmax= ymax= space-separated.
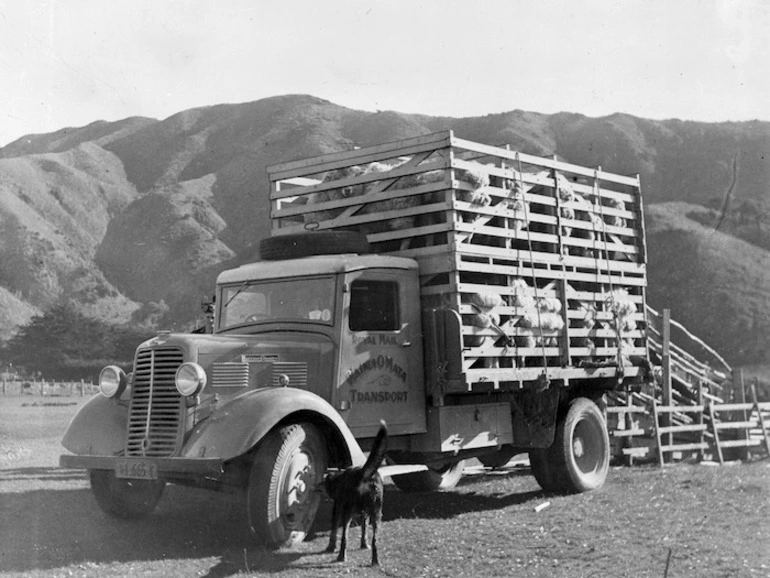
xmin=509 ymin=278 xmax=535 ymax=308
xmin=456 ymin=165 xmax=490 ymax=189
xmin=470 ymin=292 xmax=506 ymax=310
xmin=536 ymin=296 xmax=562 ymax=314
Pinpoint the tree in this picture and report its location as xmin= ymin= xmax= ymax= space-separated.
xmin=2 ymin=302 xmax=153 ymax=380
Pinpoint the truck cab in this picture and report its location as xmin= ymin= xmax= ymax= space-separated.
xmin=214 ymin=253 xmax=427 ymax=437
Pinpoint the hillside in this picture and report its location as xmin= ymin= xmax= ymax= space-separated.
xmin=0 ymin=143 xmax=141 ymax=323
xmin=646 ymin=203 xmax=770 ymax=364
xmin=0 ymin=95 xmax=768 ymax=365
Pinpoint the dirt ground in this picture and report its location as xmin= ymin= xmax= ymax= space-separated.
xmin=1 ymin=395 xmax=769 ymax=578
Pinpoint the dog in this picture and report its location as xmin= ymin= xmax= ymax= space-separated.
xmin=321 ymin=420 xmax=388 ymax=566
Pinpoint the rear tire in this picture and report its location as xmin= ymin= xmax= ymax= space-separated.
xmin=529 ymin=397 xmax=609 ymax=493
xmin=246 ymin=423 xmax=328 ymax=548
xmin=89 ymin=470 xmax=165 ymax=518
xmin=392 ymin=460 xmax=465 ymax=492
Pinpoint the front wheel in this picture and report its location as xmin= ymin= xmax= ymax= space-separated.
xmin=529 ymin=397 xmax=609 ymax=493
xmin=392 ymin=460 xmax=465 ymax=492
xmin=89 ymin=470 xmax=165 ymax=518
xmin=246 ymin=422 xmax=328 ymax=548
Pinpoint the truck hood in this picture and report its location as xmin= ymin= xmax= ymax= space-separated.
xmin=139 ymin=330 xmax=335 ymax=396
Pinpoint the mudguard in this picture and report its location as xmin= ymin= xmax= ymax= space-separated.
xmin=61 ymin=393 xmax=128 ymax=456
xmin=182 ymin=387 xmax=366 ymax=467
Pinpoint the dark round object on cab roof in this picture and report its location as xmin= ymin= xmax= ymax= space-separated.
xmin=258 ymin=231 xmax=372 ymax=261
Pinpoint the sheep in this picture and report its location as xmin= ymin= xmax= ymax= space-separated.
xmin=470 ymin=292 xmax=506 ymax=310
xmin=604 ymin=197 xmax=627 ymax=228
xmin=303 ymin=165 xmax=366 ymax=224
xmin=508 ymin=277 xmax=535 ymax=308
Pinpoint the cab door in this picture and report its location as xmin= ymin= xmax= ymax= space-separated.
xmin=337 ymin=268 xmax=427 ymax=438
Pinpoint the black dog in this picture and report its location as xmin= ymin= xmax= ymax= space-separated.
xmin=321 ymin=420 xmax=387 ymax=565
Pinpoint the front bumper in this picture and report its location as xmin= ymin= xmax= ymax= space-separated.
xmin=59 ymin=454 xmax=224 ymax=478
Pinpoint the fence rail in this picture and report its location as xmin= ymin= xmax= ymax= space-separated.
xmin=1 ymin=379 xmax=97 ymax=397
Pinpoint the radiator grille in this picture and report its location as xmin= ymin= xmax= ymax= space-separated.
xmin=126 ymin=347 xmax=185 ymax=457
xmin=271 ymin=362 xmax=308 ymax=388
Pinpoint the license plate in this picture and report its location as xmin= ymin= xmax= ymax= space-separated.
xmin=115 ymin=459 xmax=158 ymax=480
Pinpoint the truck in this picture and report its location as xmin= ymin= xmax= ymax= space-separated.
xmin=60 ymin=130 xmax=651 ymax=547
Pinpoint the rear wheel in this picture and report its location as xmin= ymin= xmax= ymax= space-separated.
xmin=89 ymin=470 xmax=165 ymax=518
xmin=529 ymin=397 xmax=609 ymax=493
xmin=392 ymin=460 xmax=465 ymax=492
xmin=246 ymin=423 xmax=328 ymax=548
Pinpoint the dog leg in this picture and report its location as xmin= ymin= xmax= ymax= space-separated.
xmin=325 ymin=501 xmax=338 ymax=553
xmin=371 ymin=515 xmax=379 ymax=566
xmin=359 ymin=512 xmax=369 ymax=549
xmin=337 ymin=516 xmax=351 ymax=562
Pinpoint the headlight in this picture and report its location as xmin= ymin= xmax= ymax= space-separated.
xmin=99 ymin=366 xmax=128 ymax=398
xmin=175 ymin=362 xmax=207 ymax=396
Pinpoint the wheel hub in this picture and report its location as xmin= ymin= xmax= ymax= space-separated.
xmin=281 ymin=452 xmax=315 ymax=526
xmin=573 ymin=436 xmax=585 ymax=458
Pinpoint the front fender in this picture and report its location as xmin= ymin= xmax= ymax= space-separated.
xmin=182 ymin=387 xmax=365 ymax=467
xmin=61 ymin=393 xmax=127 ymax=455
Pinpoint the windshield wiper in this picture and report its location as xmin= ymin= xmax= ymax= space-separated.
xmin=224 ymin=281 xmax=249 ymax=307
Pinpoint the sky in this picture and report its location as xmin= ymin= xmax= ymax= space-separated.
xmin=0 ymin=0 xmax=768 ymax=147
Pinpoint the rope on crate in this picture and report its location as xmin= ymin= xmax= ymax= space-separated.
xmin=593 ymin=167 xmax=625 ymax=374
xmin=516 ymin=153 xmax=550 ymax=388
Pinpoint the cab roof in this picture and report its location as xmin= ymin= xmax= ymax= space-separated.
xmin=217 ymin=253 xmax=417 ymax=285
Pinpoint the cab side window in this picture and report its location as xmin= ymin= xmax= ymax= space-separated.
xmin=349 ymin=280 xmax=399 ymax=331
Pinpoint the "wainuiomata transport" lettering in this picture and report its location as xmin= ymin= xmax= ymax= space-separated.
xmin=346 ymin=355 xmax=407 ymax=386
xmin=349 ymin=389 xmax=409 ymax=404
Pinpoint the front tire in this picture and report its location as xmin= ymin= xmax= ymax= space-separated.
xmin=246 ymin=422 xmax=328 ymax=548
xmin=89 ymin=470 xmax=165 ymax=518
xmin=392 ymin=460 xmax=465 ymax=492
xmin=529 ymin=397 xmax=609 ymax=493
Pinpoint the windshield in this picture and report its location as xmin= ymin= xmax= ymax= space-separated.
xmin=219 ymin=276 xmax=335 ymax=329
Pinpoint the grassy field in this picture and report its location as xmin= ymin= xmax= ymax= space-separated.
xmin=1 ymin=394 xmax=769 ymax=578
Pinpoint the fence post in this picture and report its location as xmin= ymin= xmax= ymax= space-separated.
xmin=661 ymin=309 xmax=672 ymax=462
xmin=736 ymin=370 xmax=750 ymax=459
xmin=696 ymin=377 xmax=705 ymax=461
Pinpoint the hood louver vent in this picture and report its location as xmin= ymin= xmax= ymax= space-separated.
xmin=271 ymin=362 xmax=308 ymax=388
xmin=211 ymin=362 xmax=250 ymax=388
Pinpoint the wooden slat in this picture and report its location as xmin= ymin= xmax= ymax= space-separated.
xmin=454 ymin=222 xmax=640 ymax=255
xmin=713 ymin=421 xmax=757 ymax=431
xmin=606 ymin=406 xmax=648 ymax=414
xmin=268 ymin=131 xmax=453 ymax=180
xmin=657 ymin=424 xmax=707 ymax=434
xmin=711 ymin=403 xmax=755 ymax=412
xmin=659 ymin=442 xmax=710 ymax=452
xmin=450 ymin=135 xmax=641 ymax=187
xmin=717 ymin=439 xmax=762 ymax=449
xmin=654 ymin=405 xmax=705 ymax=413
xmin=612 ymin=429 xmax=646 ymax=438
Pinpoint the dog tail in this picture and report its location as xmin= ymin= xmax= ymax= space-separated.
xmin=360 ymin=420 xmax=388 ymax=481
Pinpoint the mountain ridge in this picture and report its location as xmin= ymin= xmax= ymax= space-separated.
xmin=0 ymin=94 xmax=767 ymax=366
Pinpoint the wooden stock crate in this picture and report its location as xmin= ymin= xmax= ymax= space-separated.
xmin=268 ymin=131 xmax=649 ymax=392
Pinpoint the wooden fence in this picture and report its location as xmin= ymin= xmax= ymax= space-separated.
xmin=606 ymin=306 xmax=770 ymax=465
xmin=1 ymin=379 xmax=97 ymax=397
